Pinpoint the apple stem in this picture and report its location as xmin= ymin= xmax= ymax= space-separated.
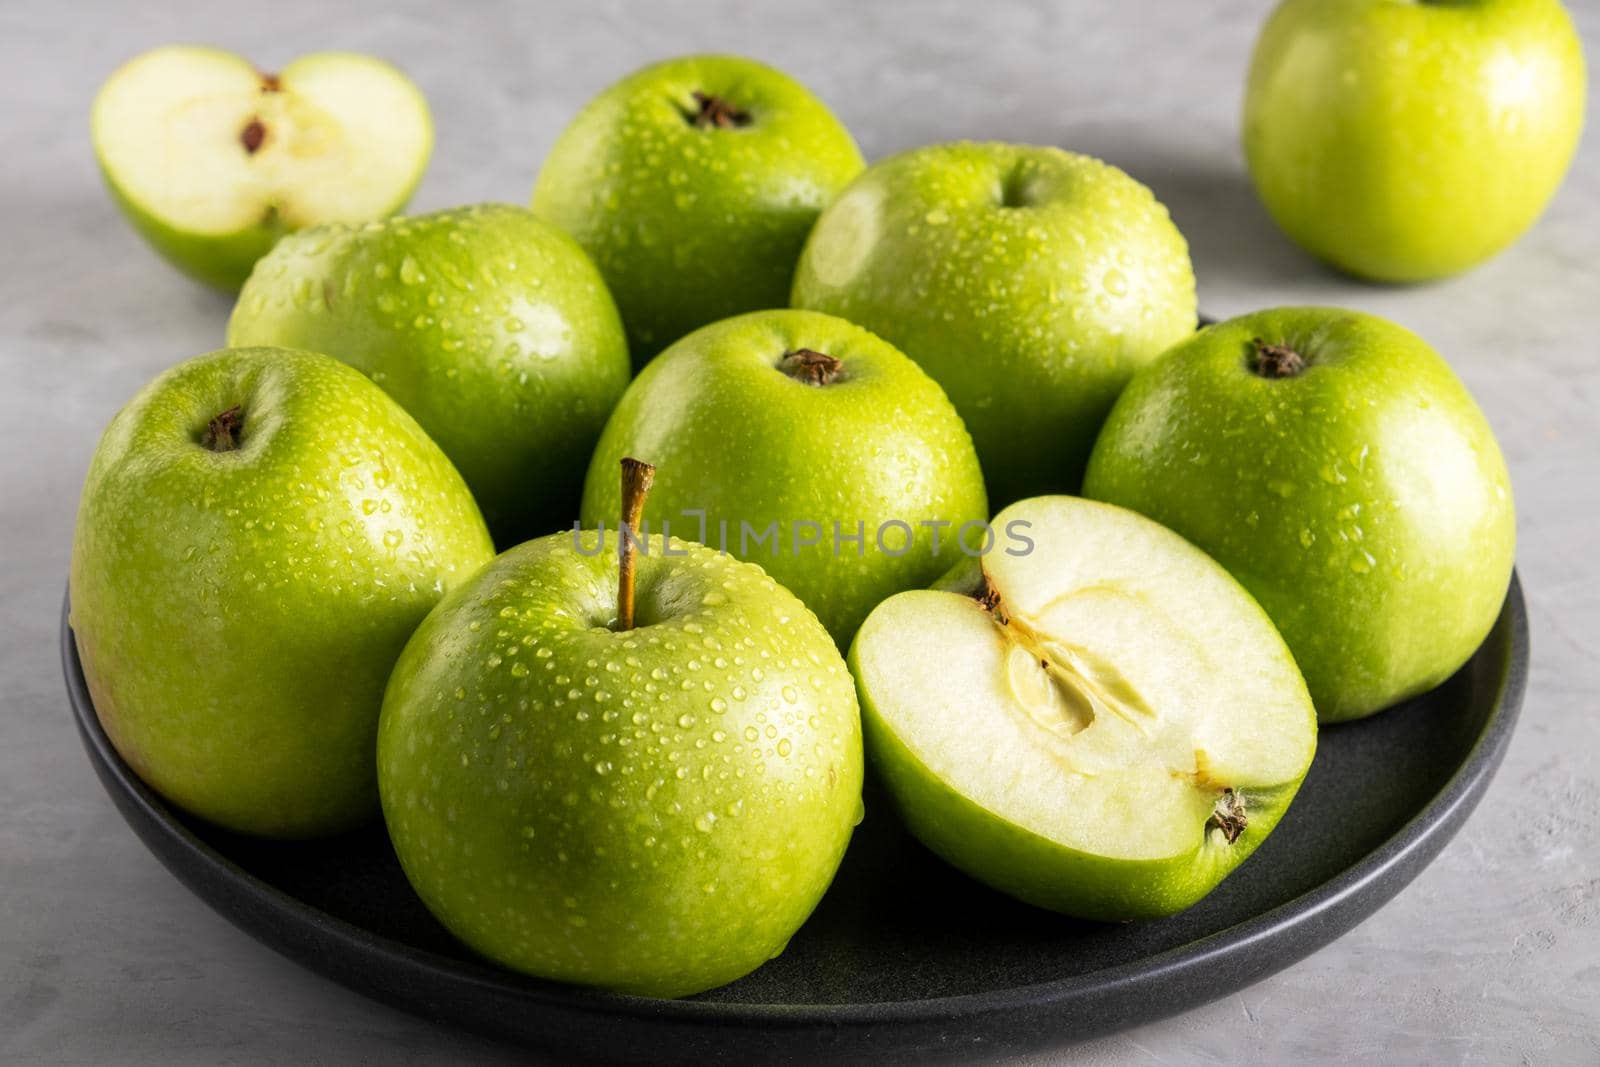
xmin=974 ymin=569 xmax=1007 ymax=623
xmin=1250 ymin=338 xmax=1306 ymax=379
xmin=779 ymin=348 xmax=844 ymax=387
xmin=201 ymin=406 xmax=244 ymax=452
xmin=689 ymin=92 xmax=751 ymax=128
xmin=616 ymin=456 xmax=657 ymax=632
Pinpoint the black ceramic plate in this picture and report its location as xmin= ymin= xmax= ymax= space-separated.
xmin=63 ymin=577 xmax=1528 ymax=1064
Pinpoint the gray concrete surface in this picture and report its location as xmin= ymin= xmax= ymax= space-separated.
xmin=2 ymin=0 xmax=1596 ymax=1063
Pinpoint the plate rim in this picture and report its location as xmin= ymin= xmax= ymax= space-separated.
xmin=60 ymin=573 xmax=1529 ymax=1040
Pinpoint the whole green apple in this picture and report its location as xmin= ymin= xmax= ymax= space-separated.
xmin=378 ymin=460 xmax=863 ymax=997
xmin=71 ymin=347 xmax=494 ymax=837
xmin=92 ymin=45 xmax=432 ymax=291
xmin=227 ymin=204 xmax=631 ymax=544
xmin=1084 ymin=308 xmax=1515 ymax=721
xmin=579 ymin=309 xmax=988 ymax=645
xmin=852 ymin=495 xmax=1317 ymax=920
xmin=1244 ymin=0 xmax=1586 ymax=282
xmin=531 ymin=54 xmax=864 ymax=361
xmin=792 ymin=141 xmax=1197 ymax=505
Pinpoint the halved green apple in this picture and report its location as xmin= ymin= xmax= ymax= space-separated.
xmin=91 ymin=45 xmax=431 ymax=290
xmin=850 ymin=496 xmax=1317 ymax=920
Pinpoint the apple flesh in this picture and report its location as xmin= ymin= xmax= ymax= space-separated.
xmin=792 ymin=141 xmax=1197 ymax=504
xmin=92 ymin=45 xmax=432 ymax=290
xmin=227 ymin=204 xmax=631 ymax=544
xmin=579 ymin=309 xmax=988 ymax=646
xmin=71 ymin=347 xmax=494 ymax=837
xmin=532 ymin=55 xmax=864 ymax=362
xmin=378 ymin=523 xmax=863 ymax=998
xmin=851 ymin=496 xmax=1316 ymax=920
xmin=1244 ymin=0 xmax=1586 ymax=282
xmin=1084 ymin=308 xmax=1515 ymax=721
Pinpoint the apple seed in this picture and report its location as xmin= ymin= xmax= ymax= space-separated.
xmin=240 ymin=119 xmax=266 ymax=155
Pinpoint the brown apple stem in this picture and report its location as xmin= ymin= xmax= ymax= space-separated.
xmin=974 ymin=568 xmax=1006 ymax=622
xmin=1250 ymin=338 xmax=1306 ymax=379
xmin=201 ymin=406 xmax=244 ymax=452
xmin=616 ymin=456 xmax=657 ymax=632
xmin=779 ymin=348 xmax=844 ymax=386
xmin=689 ymin=91 xmax=751 ymax=128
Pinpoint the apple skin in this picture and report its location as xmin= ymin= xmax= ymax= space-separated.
xmin=92 ymin=47 xmax=432 ymax=292
xmin=100 ymin=173 xmax=290 ymax=292
xmin=378 ymin=530 xmax=863 ymax=998
xmin=70 ymin=347 xmax=494 ymax=837
xmin=1244 ymin=0 xmax=1586 ymax=283
xmin=1083 ymin=308 xmax=1515 ymax=721
xmin=531 ymin=55 xmax=864 ymax=362
xmin=792 ymin=141 xmax=1196 ymax=505
xmin=228 ymin=204 xmax=631 ymax=544
xmin=579 ymin=309 xmax=988 ymax=646
xmin=857 ymin=675 xmax=1305 ymax=920
xmin=850 ymin=497 xmax=1317 ymax=921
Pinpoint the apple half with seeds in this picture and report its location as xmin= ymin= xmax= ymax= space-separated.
xmin=91 ymin=45 xmax=432 ymax=290
xmin=850 ymin=496 xmax=1317 ymax=920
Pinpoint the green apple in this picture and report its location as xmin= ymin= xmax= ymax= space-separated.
xmin=92 ymin=45 xmax=432 ymax=291
xmin=70 ymin=347 xmax=494 ymax=838
xmin=1244 ymin=0 xmax=1586 ymax=282
xmin=531 ymin=54 xmax=864 ymax=362
xmin=851 ymin=495 xmax=1316 ymax=920
xmin=579 ymin=309 xmax=987 ymax=646
xmin=1084 ymin=308 xmax=1516 ymax=721
xmin=227 ymin=204 xmax=631 ymax=544
xmin=792 ymin=141 xmax=1197 ymax=505
xmin=378 ymin=459 xmax=863 ymax=997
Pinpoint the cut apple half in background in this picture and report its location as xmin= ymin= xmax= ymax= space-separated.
xmin=91 ymin=45 xmax=432 ymax=290
xmin=850 ymin=496 xmax=1317 ymax=921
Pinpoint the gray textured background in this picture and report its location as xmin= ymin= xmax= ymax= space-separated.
xmin=3 ymin=1 xmax=1597 ymax=1063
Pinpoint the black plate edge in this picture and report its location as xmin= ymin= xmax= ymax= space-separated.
xmin=61 ymin=574 xmax=1529 ymax=1062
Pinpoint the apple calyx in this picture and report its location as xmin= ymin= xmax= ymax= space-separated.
xmin=689 ymin=91 xmax=751 ymax=129
xmin=1206 ymin=789 xmax=1247 ymax=844
xmin=1250 ymin=338 xmax=1306 ymax=379
xmin=779 ymin=348 xmax=844 ymax=386
xmin=974 ymin=569 xmax=1158 ymax=740
xmin=615 ymin=456 xmax=657 ymax=631
xmin=201 ymin=406 xmax=245 ymax=452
